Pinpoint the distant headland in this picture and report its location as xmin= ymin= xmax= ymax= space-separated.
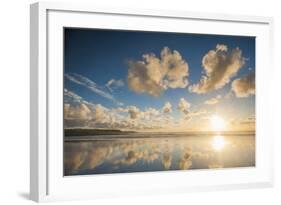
xmin=64 ymin=128 xmax=136 ymax=136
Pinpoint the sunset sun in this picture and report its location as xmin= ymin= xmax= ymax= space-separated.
xmin=210 ymin=115 xmax=226 ymax=131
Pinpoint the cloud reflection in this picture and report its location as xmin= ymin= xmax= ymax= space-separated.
xmin=64 ymin=134 xmax=255 ymax=175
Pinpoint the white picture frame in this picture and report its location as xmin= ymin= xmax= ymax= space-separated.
xmin=30 ymin=2 xmax=274 ymax=202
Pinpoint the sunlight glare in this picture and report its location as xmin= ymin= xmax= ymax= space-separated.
xmin=210 ymin=115 xmax=226 ymax=131
xmin=212 ymin=135 xmax=226 ymax=151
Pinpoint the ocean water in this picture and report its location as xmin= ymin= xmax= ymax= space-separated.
xmin=64 ymin=133 xmax=255 ymax=176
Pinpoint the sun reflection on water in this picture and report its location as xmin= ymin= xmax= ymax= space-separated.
xmin=212 ymin=135 xmax=226 ymax=151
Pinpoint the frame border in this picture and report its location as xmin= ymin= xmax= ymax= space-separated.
xmin=30 ymin=2 xmax=274 ymax=202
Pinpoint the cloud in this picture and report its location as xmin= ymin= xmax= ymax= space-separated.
xmin=231 ymin=116 xmax=255 ymax=126
xmin=231 ymin=72 xmax=255 ymax=97
xmin=188 ymin=109 xmax=207 ymax=117
xmin=143 ymin=107 xmax=160 ymax=120
xmin=64 ymin=99 xmax=167 ymax=130
xmin=216 ymin=44 xmax=228 ymax=52
xmin=127 ymin=47 xmax=189 ymax=96
xmin=64 ymin=103 xmax=92 ymax=120
xmin=162 ymin=153 xmax=172 ymax=169
xmin=64 ymin=142 xmax=115 ymax=174
xmin=178 ymin=159 xmax=192 ymax=170
xmin=112 ymin=143 xmax=161 ymax=166
xmin=64 ymin=90 xmax=201 ymax=131
xmin=116 ymin=150 xmax=144 ymax=165
xmin=128 ymin=106 xmax=140 ymax=119
xmin=204 ymin=95 xmax=221 ymax=105
xmin=189 ymin=44 xmax=245 ymax=94
xmin=178 ymin=148 xmax=192 ymax=170
xmin=162 ymin=102 xmax=172 ymax=113
xmin=64 ymin=89 xmax=117 ymax=128
xmin=93 ymin=104 xmax=107 ymax=122
xmin=64 ymin=89 xmax=83 ymax=103
xmin=88 ymin=146 xmax=113 ymax=169
xmin=65 ymin=73 xmax=123 ymax=105
xmin=177 ymin=98 xmax=191 ymax=114
xmin=106 ymin=79 xmax=124 ymax=92
xmin=64 ymin=144 xmax=87 ymax=174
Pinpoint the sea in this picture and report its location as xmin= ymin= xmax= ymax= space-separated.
xmin=64 ymin=132 xmax=255 ymax=176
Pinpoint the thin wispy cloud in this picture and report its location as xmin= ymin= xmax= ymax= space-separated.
xmin=64 ymin=88 xmax=83 ymax=103
xmin=65 ymin=73 xmax=123 ymax=106
xmin=106 ymin=79 xmax=124 ymax=92
xmin=204 ymin=95 xmax=221 ymax=105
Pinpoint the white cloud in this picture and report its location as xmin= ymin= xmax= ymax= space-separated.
xmin=106 ymin=79 xmax=124 ymax=92
xmin=204 ymin=95 xmax=221 ymax=105
xmin=128 ymin=47 xmax=189 ymax=97
xmin=231 ymin=72 xmax=255 ymax=97
xmin=64 ymin=103 xmax=92 ymax=120
xmin=93 ymin=104 xmax=107 ymax=122
xmin=64 ymin=92 xmax=201 ymax=131
xmin=189 ymin=44 xmax=245 ymax=94
xmin=143 ymin=108 xmax=160 ymax=120
xmin=177 ymin=98 xmax=191 ymax=114
xmin=64 ymin=89 xmax=83 ymax=103
xmin=216 ymin=44 xmax=228 ymax=52
xmin=114 ymin=150 xmax=146 ymax=166
xmin=162 ymin=153 xmax=172 ymax=169
xmin=162 ymin=102 xmax=172 ymax=113
xmin=188 ymin=109 xmax=207 ymax=117
xmin=65 ymin=73 xmax=123 ymax=105
xmin=128 ymin=106 xmax=140 ymax=119
xmin=178 ymin=148 xmax=192 ymax=170
xmin=179 ymin=160 xmax=192 ymax=170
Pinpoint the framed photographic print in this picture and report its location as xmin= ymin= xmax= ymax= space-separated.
xmin=30 ymin=2 xmax=274 ymax=202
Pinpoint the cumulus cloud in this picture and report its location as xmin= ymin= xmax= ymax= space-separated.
xmin=93 ymin=104 xmax=107 ymax=122
xmin=178 ymin=148 xmax=192 ymax=170
xmin=143 ymin=108 xmax=160 ymax=120
xmin=162 ymin=102 xmax=172 ymax=113
xmin=65 ymin=73 xmax=123 ymax=105
xmin=177 ymin=98 xmax=191 ymax=114
xmin=127 ymin=47 xmax=189 ymax=96
xmin=112 ymin=143 xmax=161 ymax=167
xmin=64 ymin=142 xmax=115 ymax=174
xmin=64 ymin=90 xmax=203 ymax=130
xmin=189 ymin=44 xmax=245 ymax=94
xmin=216 ymin=44 xmax=228 ymax=52
xmin=64 ymin=103 xmax=92 ymax=120
xmin=204 ymin=95 xmax=221 ymax=105
xmin=162 ymin=153 xmax=172 ymax=169
xmin=116 ymin=150 xmax=145 ymax=165
xmin=106 ymin=79 xmax=124 ymax=92
xmin=231 ymin=72 xmax=255 ymax=97
xmin=128 ymin=106 xmax=140 ymax=119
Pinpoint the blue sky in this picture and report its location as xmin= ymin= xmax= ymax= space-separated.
xmin=64 ymin=28 xmax=255 ymax=131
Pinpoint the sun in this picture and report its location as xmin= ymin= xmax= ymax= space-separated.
xmin=210 ymin=115 xmax=226 ymax=131
xmin=212 ymin=135 xmax=226 ymax=151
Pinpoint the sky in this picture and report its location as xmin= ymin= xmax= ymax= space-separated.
xmin=63 ymin=28 xmax=255 ymax=132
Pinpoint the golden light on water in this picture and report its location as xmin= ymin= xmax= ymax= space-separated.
xmin=210 ymin=115 xmax=226 ymax=131
xmin=212 ymin=135 xmax=226 ymax=151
